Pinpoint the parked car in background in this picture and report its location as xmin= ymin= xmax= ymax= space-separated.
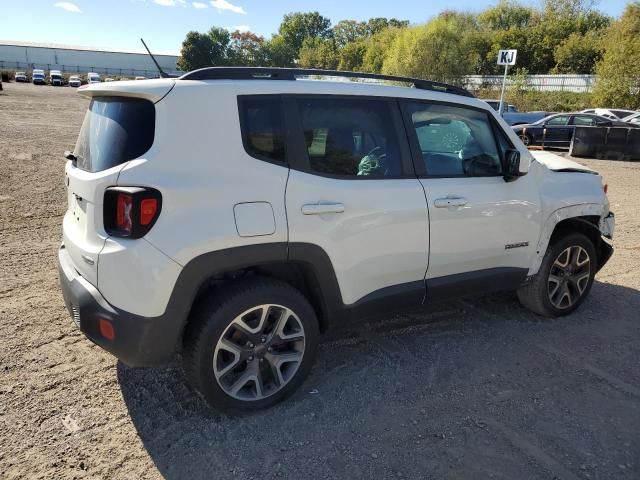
xmin=32 ymin=69 xmax=46 ymax=85
xmin=621 ymin=112 xmax=640 ymax=125
xmin=104 ymin=77 xmax=115 ymax=82
xmin=483 ymin=100 xmax=518 ymax=112
xmin=49 ymin=70 xmax=63 ymax=86
xmin=87 ymin=72 xmax=101 ymax=84
xmin=68 ymin=75 xmax=82 ymax=88
xmin=513 ymin=113 xmax=635 ymax=148
xmin=581 ymin=108 xmax=637 ymax=120
xmin=134 ymin=76 xmax=146 ymax=80
xmin=482 ymin=99 xmax=548 ymax=126
xmin=15 ymin=72 xmax=28 ymax=82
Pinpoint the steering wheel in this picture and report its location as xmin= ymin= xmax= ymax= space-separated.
xmin=357 ymin=146 xmax=388 ymax=176
xmin=442 ymin=132 xmax=464 ymax=151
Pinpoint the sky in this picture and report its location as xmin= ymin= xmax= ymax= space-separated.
xmin=0 ymin=0 xmax=633 ymax=55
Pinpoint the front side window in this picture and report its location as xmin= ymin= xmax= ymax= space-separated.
xmin=572 ymin=115 xmax=595 ymax=126
xmin=239 ymin=97 xmax=286 ymax=163
xmin=297 ymin=98 xmax=402 ymax=178
xmin=406 ymin=102 xmax=503 ymax=177
xmin=546 ymin=115 xmax=570 ymax=126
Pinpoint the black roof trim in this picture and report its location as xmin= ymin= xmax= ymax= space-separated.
xmin=179 ymin=67 xmax=474 ymax=98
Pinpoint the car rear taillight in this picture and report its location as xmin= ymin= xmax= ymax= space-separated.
xmin=104 ymin=187 xmax=162 ymax=238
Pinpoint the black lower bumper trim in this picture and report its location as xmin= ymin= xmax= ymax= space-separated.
xmin=597 ymin=238 xmax=614 ymax=272
xmin=58 ymin=246 xmax=181 ymax=367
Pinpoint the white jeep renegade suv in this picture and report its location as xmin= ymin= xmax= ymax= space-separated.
xmin=58 ymin=68 xmax=614 ymax=412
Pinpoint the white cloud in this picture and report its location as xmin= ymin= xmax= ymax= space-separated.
xmin=54 ymin=2 xmax=82 ymax=13
xmin=210 ymin=0 xmax=246 ymax=15
xmin=232 ymin=24 xmax=251 ymax=33
xmin=192 ymin=1 xmax=207 ymax=7
xmin=153 ymin=0 xmax=175 ymax=5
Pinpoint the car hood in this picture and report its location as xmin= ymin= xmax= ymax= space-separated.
xmin=530 ymin=151 xmax=597 ymax=174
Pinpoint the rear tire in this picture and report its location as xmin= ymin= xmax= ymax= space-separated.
xmin=517 ymin=232 xmax=596 ymax=317
xmin=183 ymin=277 xmax=319 ymax=413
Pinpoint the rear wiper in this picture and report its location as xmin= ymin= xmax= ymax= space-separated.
xmin=64 ymin=150 xmax=77 ymax=165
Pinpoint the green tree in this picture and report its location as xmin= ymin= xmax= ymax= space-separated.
xmin=543 ymin=0 xmax=599 ymax=16
xmin=478 ymin=0 xmax=535 ymax=30
xmin=365 ymin=17 xmax=409 ymax=35
xmin=553 ymin=31 xmax=604 ymax=73
xmin=593 ymin=2 xmax=640 ymax=108
xmin=333 ymin=20 xmax=367 ymax=48
xmin=227 ymin=31 xmax=265 ymax=66
xmin=360 ymin=27 xmax=403 ymax=73
xmin=383 ymin=13 xmax=477 ymax=83
xmin=177 ymin=27 xmax=232 ymax=71
xmin=338 ymin=41 xmax=367 ymax=71
xmin=278 ymin=12 xmax=332 ymax=55
xmin=298 ymin=37 xmax=339 ymax=69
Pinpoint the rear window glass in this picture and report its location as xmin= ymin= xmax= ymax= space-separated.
xmin=74 ymin=97 xmax=155 ymax=172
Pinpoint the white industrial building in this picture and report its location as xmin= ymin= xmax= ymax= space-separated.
xmin=0 ymin=40 xmax=180 ymax=77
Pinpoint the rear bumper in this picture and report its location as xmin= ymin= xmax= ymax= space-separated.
xmin=58 ymin=245 xmax=180 ymax=366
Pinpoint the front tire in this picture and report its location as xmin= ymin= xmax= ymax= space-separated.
xmin=520 ymin=132 xmax=533 ymax=147
xmin=183 ymin=277 xmax=319 ymax=413
xmin=517 ymin=232 xmax=597 ymax=317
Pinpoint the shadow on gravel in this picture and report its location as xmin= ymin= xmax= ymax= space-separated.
xmin=118 ymin=281 xmax=640 ymax=480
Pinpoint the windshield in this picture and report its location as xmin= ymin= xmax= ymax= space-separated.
xmin=74 ymin=97 xmax=155 ymax=172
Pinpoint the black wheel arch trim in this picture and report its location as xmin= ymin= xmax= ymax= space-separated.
xmin=551 ymin=216 xmax=613 ymax=272
xmin=61 ymin=240 xmax=549 ymax=367
xmin=168 ymin=242 xmax=427 ymax=351
xmin=169 ymin=244 xmax=534 ymax=346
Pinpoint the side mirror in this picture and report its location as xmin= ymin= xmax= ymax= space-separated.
xmin=503 ymin=149 xmax=521 ymax=182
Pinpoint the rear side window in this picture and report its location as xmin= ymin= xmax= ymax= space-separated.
xmin=573 ymin=116 xmax=595 ymax=126
xmin=239 ymin=97 xmax=286 ymax=163
xmin=297 ymin=97 xmax=402 ymax=177
xmin=74 ymin=97 xmax=155 ymax=172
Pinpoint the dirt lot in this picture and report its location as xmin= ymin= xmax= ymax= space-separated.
xmin=0 ymin=82 xmax=639 ymax=480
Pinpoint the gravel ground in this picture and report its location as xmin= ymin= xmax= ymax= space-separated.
xmin=0 ymin=82 xmax=639 ymax=480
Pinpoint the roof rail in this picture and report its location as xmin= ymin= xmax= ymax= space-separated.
xmin=179 ymin=67 xmax=474 ymax=98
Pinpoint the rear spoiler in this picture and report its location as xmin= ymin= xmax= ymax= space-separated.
xmin=77 ymin=79 xmax=175 ymax=103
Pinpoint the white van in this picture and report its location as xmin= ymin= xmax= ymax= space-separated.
xmin=49 ymin=70 xmax=63 ymax=86
xmin=87 ymin=72 xmax=101 ymax=84
xmin=68 ymin=75 xmax=82 ymax=88
xmin=32 ymin=69 xmax=46 ymax=85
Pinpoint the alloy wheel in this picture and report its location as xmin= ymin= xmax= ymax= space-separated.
xmin=547 ymin=245 xmax=591 ymax=309
xmin=213 ymin=304 xmax=305 ymax=401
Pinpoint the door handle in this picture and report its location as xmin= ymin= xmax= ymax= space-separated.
xmin=434 ymin=197 xmax=468 ymax=208
xmin=301 ymin=203 xmax=345 ymax=215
